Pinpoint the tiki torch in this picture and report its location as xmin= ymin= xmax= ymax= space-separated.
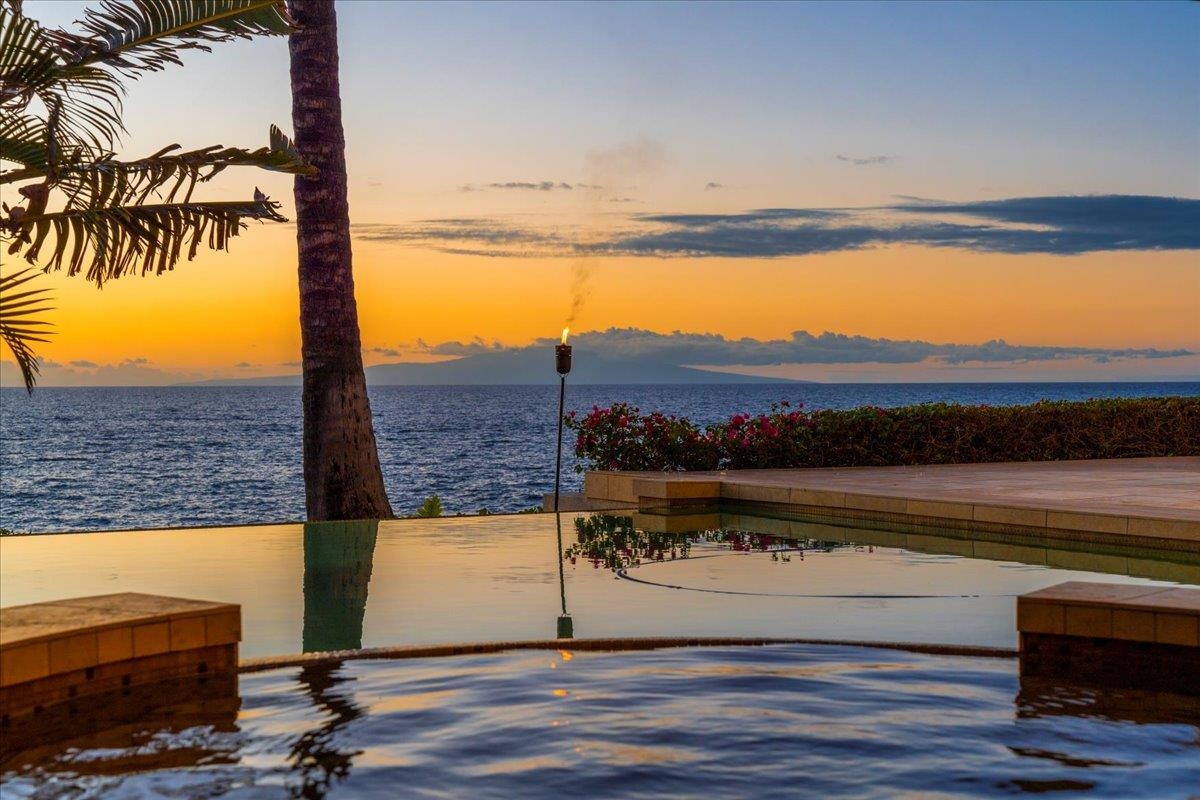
xmin=554 ymin=327 xmax=573 ymax=639
xmin=553 ymin=327 xmax=571 ymax=513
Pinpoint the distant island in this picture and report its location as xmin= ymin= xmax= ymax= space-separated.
xmin=185 ymin=347 xmax=796 ymax=386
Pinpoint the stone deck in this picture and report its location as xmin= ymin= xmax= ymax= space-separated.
xmin=583 ymin=457 xmax=1200 ymax=547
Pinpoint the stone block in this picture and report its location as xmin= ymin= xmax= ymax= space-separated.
xmin=0 ymin=642 xmax=49 ymax=686
xmin=1017 ymin=600 xmax=1064 ymax=635
xmin=48 ymin=631 xmax=98 ymax=673
xmin=132 ymin=622 xmax=170 ymax=657
xmin=1046 ymin=511 xmax=1127 ymax=535
xmin=169 ymin=616 xmax=207 ymax=652
xmin=1127 ymin=516 xmax=1200 ymax=542
xmin=1064 ymin=605 xmax=1113 ymax=638
xmin=842 ymin=493 xmax=906 ymax=514
xmin=97 ymin=626 xmax=134 ymax=662
xmin=906 ymin=499 xmax=974 ymax=521
xmin=973 ymin=505 xmax=1047 ymax=527
xmin=1111 ymin=609 xmax=1157 ymax=643
xmin=1155 ymin=613 xmax=1199 ymax=647
xmin=789 ymin=488 xmax=847 ymax=508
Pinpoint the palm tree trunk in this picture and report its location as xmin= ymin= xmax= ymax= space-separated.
xmin=288 ymin=0 xmax=392 ymax=521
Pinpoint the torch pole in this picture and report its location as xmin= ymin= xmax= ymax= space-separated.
xmin=554 ymin=374 xmax=565 ymax=513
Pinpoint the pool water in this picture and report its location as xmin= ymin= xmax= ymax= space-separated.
xmin=3 ymin=513 xmax=1198 ymax=797
xmin=1 ymin=513 xmax=1196 ymax=656
xmin=4 ymin=644 xmax=1199 ymax=799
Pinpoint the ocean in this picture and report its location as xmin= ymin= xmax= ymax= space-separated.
xmin=1 ymin=382 xmax=1196 ymax=533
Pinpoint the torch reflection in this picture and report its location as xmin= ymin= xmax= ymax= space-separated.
xmin=555 ymin=511 xmax=573 ymax=639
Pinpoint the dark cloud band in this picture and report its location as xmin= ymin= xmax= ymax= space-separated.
xmin=414 ymin=328 xmax=1192 ymax=367
xmin=355 ymin=194 xmax=1199 ymax=258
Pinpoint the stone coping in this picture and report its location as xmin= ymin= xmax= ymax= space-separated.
xmin=583 ymin=458 xmax=1200 ymax=545
xmin=1018 ymin=581 xmax=1200 ymax=647
xmin=0 ymin=592 xmax=240 ymax=688
xmin=239 ymin=636 xmax=1017 ymax=673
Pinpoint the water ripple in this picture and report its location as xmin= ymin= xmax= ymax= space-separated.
xmin=4 ymin=644 xmax=1198 ymax=798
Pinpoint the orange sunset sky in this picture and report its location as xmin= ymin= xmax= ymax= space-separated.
xmin=2 ymin=1 xmax=1197 ymax=385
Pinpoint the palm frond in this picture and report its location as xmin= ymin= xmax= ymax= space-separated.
xmin=11 ymin=194 xmax=287 ymax=284
xmin=0 ymin=110 xmax=49 ymax=167
xmin=0 ymin=7 xmax=125 ymax=152
xmin=54 ymin=0 xmax=293 ymax=76
xmin=3 ymin=125 xmax=313 ymax=209
xmin=0 ymin=267 xmax=53 ymax=392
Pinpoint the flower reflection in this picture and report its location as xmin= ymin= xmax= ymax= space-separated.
xmin=565 ymin=514 xmax=852 ymax=572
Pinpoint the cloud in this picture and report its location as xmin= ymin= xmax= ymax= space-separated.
xmin=585 ymin=137 xmax=667 ymax=176
xmin=1 ymin=357 xmax=186 ymax=387
xmin=377 ymin=329 xmax=1193 ymax=382
xmin=354 ymin=218 xmax=568 ymax=256
xmin=369 ymin=347 xmax=403 ymax=357
xmin=529 ymin=328 xmax=1191 ymax=366
xmin=280 ymin=361 xmax=302 ymax=367
xmin=837 ymin=154 xmax=894 ymax=166
xmin=355 ymin=195 xmax=1200 ymax=258
xmin=889 ymin=195 xmax=1200 ymax=252
xmin=423 ymin=336 xmax=505 ymax=356
xmin=460 ymin=181 xmax=603 ymax=193
xmin=489 ymin=181 xmax=574 ymax=191
xmin=705 ymin=182 xmax=723 ymax=190
xmin=234 ymin=362 xmax=253 ymax=368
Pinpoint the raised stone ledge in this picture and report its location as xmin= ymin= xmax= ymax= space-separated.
xmin=1017 ymin=581 xmax=1200 ymax=692
xmin=0 ymin=593 xmax=240 ymax=723
xmin=1018 ymin=581 xmax=1200 ymax=645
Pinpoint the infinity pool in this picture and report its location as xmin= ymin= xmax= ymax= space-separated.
xmin=4 ymin=644 xmax=1199 ymax=798
xmin=2 ymin=513 xmax=1198 ymax=797
xmin=1 ymin=512 xmax=1196 ymax=656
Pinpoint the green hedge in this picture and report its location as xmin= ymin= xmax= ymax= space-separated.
xmin=567 ymin=396 xmax=1200 ymax=472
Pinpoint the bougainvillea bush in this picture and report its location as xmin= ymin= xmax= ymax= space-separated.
xmin=566 ymin=397 xmax=1200 ymax=472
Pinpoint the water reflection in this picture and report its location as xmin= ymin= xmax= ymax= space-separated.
xmin=1018 ymin=676 xmax=1200 ymax=727
xmin=286 ymin=662 xmax=366 ymax=799
xmin=555 ymin=512 xmax=573 ymax=639
xmin=569 ymin=513 xmax=1200 ymax=586
xmin=302 ymin=520 xmax=379 ymax=653
xmin=0 ymin=675 xmax=241 ymax=777
xmin=6 ymin=645 xmax=1198 ymax=798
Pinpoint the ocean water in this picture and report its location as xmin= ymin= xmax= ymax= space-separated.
xmin=1 ymin=382 xmax=1196 ymax=533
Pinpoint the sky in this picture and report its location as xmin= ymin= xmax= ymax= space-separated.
xmin=3 ymin=0 xmax=1198 ymax=385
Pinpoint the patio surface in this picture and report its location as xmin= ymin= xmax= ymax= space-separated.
xmin=584 ymin=457 xmax=1200 ymax=546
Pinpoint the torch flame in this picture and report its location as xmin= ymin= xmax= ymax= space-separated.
xmin=561 ymin=327 xmax=570 ymax=345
